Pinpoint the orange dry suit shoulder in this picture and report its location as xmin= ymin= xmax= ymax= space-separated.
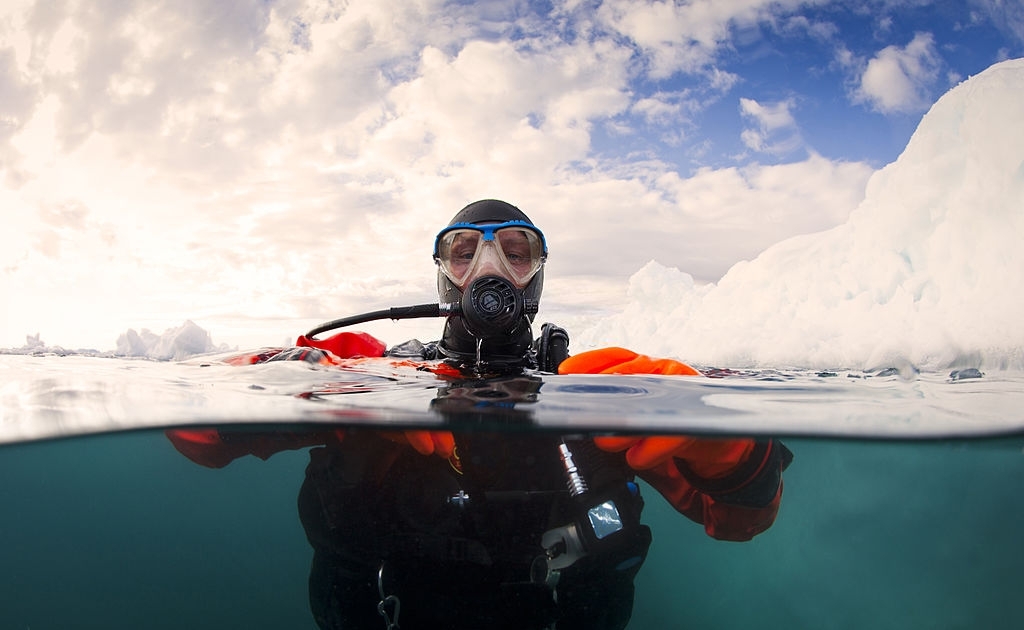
xmin=558 ymin=347 xmax=792 ymax=541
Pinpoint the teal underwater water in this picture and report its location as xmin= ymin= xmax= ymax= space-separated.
xmin=1 ymin=429 xmax=1021 ymax=629
xmin=2 ymin=355 xmax=1023 ymax=628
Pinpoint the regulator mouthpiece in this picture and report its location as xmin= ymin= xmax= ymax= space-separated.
xmin=459 ymin=275 xmax=537 ymax=339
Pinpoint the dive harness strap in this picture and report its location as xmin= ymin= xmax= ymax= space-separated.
xmin=384 ymin=533 xmax=493 ymax=566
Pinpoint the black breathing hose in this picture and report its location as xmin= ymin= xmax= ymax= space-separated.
xmin=305 ymin=303 xmax=454 ymax=339
xmin=305 ymin=276 xmax=538 ymax=340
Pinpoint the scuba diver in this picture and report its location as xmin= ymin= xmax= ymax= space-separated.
xmin=167 ymin=199 xmax=792 ymax=630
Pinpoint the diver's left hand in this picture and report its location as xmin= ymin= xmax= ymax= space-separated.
xmin=558 ymin=347 xmax=700 ymax=376
xmin=594 ymin=435 xmax=755 ymax=479
xmin=381 ymin=430 xmax=456 ymax=458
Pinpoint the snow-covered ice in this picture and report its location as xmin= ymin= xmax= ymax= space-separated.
xmin=577 ymin=58 xmax=1024 ymax=371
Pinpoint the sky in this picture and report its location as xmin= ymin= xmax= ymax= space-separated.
xmin=1 ymin=0 xmax=1022 ymax=352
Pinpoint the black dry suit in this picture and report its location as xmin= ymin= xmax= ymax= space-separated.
xmin=298 ymin=200 xmax=648 ymax=628
xmin=297 ymin=382 xmax=652 ymax=630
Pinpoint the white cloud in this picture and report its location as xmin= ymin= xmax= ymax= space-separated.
xmin=595 ymin=0 xmax=805 ymax=78
xmin=535 ymin=152 xmax=874 ymax=287
xmin=0 ymin=0 xmax=880 ymax=350
xmin=969 ymin=0 xmax=1024 ymax=45
xmin=854 ymin=32 xmax=942 ymax=114
xmin=631 ymin=91 xmax=688 ymax=125
xmin=780 ymin=14 xmax=838 ymax=42
xmin=738 ymin=97 xmax=802 ymax=154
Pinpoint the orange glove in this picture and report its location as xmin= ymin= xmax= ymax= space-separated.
xmin=166 ymin=428 xmax=346 ymax=468
xmin=596 ymin=435 xmax=787 ymax=542
xmin=561 ymin=348 xmax=743 ymax=477
xmin=558 ymin=347 xmax=700 ymax=376
xmin=593 ymin=435 xmax=755 ymax=479
xmin=379 ymin=430 xmax=456 ymax=459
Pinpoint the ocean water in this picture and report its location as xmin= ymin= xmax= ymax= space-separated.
xmin=1 ymin=355 xmax=1022 ymax=629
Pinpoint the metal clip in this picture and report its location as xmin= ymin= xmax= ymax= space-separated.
xmin=377 ymin=562 xmax=401 ymax=629
xmin=448 ymin=489 xmax=471 ymax=507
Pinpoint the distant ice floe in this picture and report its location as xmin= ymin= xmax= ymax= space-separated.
xmin=2 ymin=320 xmax=228 ymax=361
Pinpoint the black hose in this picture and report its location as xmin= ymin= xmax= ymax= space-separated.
xmin=305 ymin=277 xmax=539 ymax=340
xmin=306 ymin=303 xmax=446 ymax=339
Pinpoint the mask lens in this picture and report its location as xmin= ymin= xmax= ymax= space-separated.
xmin=494 ymin=227 xmax=544 ymax=284
xmin=437 ymin=229 xmax=482 ymax=285
xmin=435 ymin=222 xmax=546 ymax=288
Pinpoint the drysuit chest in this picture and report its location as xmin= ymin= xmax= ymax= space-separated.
xmin=301 ymin=432 xmax=641 ymax=568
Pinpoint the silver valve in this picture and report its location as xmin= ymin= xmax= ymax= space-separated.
xmin=558 ymin=442 xmax=589 ymax=498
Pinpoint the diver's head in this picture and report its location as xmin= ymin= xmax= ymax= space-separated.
xmin=432 ymin=199 xmax=547 ymax=366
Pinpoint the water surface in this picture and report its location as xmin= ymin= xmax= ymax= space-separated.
xmin=3 ymin=354 xmax=1022 ymax=440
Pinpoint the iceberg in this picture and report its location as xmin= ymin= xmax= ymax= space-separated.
xmin=115 ymin=320 xmax=224 ymax=361
xmin=580 ymin=58 xmax=1024 ymax=371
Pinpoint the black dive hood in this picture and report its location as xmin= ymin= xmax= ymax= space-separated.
xmin=305 ymin=274 xmax=539 ymax=356
xmin=435 ymin=199 xmax=545 ymax=365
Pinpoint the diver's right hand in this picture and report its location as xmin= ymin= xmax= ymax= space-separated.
xmin=166 ymin=428 xmax=346 ymax=468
